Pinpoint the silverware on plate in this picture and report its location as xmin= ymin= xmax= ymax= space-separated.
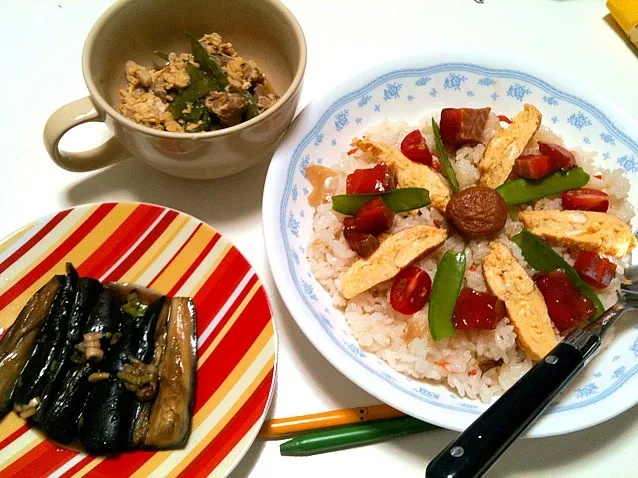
xmin=426 ymin=235 xmax=638 ymax=478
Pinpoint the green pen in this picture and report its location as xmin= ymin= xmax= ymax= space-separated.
xmin=279 ymin=416 xmax=436 ymax=457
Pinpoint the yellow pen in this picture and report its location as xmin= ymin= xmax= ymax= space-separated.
xmin=258 ymin=404 xmax=406 ymax=439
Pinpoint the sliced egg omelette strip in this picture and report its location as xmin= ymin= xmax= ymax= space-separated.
xmin=479 ymin=104 xmax=542 ymax=189
xmin=482 ymin=241 xmax=557 ymax=361
xmin=519 ymin=210 xmax=636 ymax=258
xmin=340 ymin=225 xmax=447 ymax=299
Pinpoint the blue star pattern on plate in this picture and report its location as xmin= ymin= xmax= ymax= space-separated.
xmin=507 ymin=83 xmax=532 ymax=101
xmin=478 ymin=77 xmax=496 ymax=86
xmin=383 ymin=82 xmax=403 ymax=100
xmin=443 ymin=73 xmax=467 ymax=90
xmin=416 ymin=387 xmax=440 ymax=400
xmin=347 ymin=342 xmax=366 ymax=359
xmin=299 ymin=154 xmax=310 ymax=176
xmin=617 ymin=155 xmax=638 ymax=173
xmin=287 ymin=212 xmax=299 ymax=237
xmin=611 ymin=366 xmax=626 ymax=380
xmin=567 ymin=111 xmax=592 ymax=130
xmin=543 ymin=95 xmax=558 ymax=105
xmin=301 ymin=279 xmax=318 ymax=301
xmin=334 ymin=109 xmax=349 ymax=131
xmin=575 ymin=383 xmax=598 ymax=399
xmin=600 ymin=132 xmax=615 ymax=145
xmin=358 ymin=94 xmax=372 ymax=107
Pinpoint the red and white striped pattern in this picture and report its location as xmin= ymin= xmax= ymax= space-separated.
xmin=0 ymin=202 xmax=275 ymax=477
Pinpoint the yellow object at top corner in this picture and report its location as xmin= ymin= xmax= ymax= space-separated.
xmin=607 ymin=0 xmax=638 ymax=35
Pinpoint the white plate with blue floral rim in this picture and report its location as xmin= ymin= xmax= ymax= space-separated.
xmin=262 ymin=54 xmax=638 ymax=437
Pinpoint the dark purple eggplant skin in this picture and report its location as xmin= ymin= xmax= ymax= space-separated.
xmin=135 ymin=296 xmax=166 ymax=363
xmin=34 ymin=271 xmax=103 ymax=424
xmin=0 ymin=277 xmax=61 ymax=418
xmin=106 ymin=313 xmax=137 ymax=373
xmin=68 ymin=278 xmax=103 ymax=344
xmin=42 ymin=362 xmax=93 ymax=443
xmin=84 ymin=289 xmax=119 ymax=339
xmin=80 ymin=313 xmax=137 ymax=453
xmin=10 ymin=267 xmax=78 ymax=408
xmin=81 ymin=376 xmax=130 ymax=454
xmin=124 ymin=296 xmax=166 ymax=447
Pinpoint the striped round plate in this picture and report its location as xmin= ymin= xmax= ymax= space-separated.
xmin=0 ymin=202 xmax=276 ymax=477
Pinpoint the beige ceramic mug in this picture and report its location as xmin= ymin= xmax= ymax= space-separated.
xmin=44 ymin=0 xmax=306 ymax=179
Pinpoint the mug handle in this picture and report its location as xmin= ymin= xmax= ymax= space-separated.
xmin=43 ymin=96 xmax=128 ymax=172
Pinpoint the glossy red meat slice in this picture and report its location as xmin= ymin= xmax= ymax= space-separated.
xmin=534 ymin=270 xmax=596 ymax=331
xmin=400 ymin=130 xmax=433 ymax=165
xmin=574 ymin=251 xmax=617 ymax=289
xmin=562 ymin=188 xmax=609 ymax=212
xmin=452 ymin=287 xmax=505 ymax=330
xmin=353 ymin=197 xmax=395 ymax=235
xmin=346 ymin=162 xmax=397 ymax=194
xmin=513 ymin=154 xmax=553 ymax=179
xmin=439 ymin=107 xmax=491 ymax=146
xmin=390 ymin=267 xmax=432 ymax=315
xmin=538 ymin=142 xmax=576 ymax=171
xmin=343 ymin=227 xmax=379 ymax=257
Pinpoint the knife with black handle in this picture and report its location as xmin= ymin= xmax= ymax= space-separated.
xmin=425 ymin=302 xmax=627 ymax=478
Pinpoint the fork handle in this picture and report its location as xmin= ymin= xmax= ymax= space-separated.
xmin=426 ymin=336 xmax=600 ymax=478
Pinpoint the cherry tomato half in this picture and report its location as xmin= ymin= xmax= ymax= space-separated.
xmin=400 ymin=130 xmax=433 ymax=165
xmin=390 ymin=267 xmax=432 ymax=315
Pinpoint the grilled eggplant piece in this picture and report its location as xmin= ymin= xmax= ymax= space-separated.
xmin=11 ymin=267 xmax=78 ymax=413
xmin=84 ymin=289 xmax=119 ymax=340
xmin=126 ymin=401 xmax=153 ymax=448
xmin=135 ymin=296 xmax=166 ymax=362
xmin=145 ymin=298 xmax=197 ymax=449
xmin=81 ymin=376 xmax=128 ymax=453
xmin=123 ymin=296 xmax=167 ymax=448
xmin=68 ymin=278 xmax=103 ymax=344
xmin=81 ymin=313 xmax=137 ymax=454
xmin=42 ymin=362 xmax=93 ymax=443
xmin=151 ymin=299 xmax=170 ymax=368
xmin=0 ymin=277 xmax=60 ymax=418
xmin=34 ymin=269 xmax=100 ymax=424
